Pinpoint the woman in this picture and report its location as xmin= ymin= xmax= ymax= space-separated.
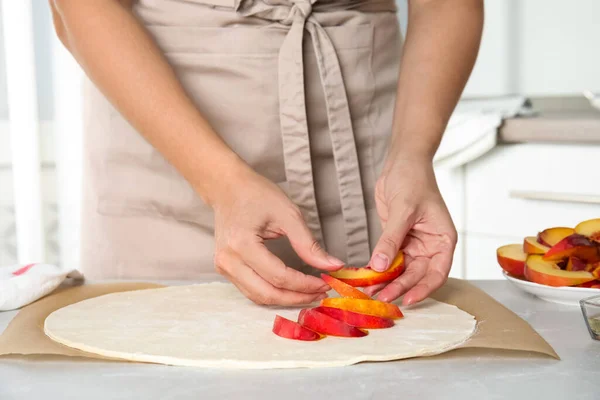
xmin=50 ymin=0 xmax=483 ymax=306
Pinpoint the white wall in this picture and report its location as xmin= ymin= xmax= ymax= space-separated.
xmin=465 ymin=0 xmax=600 ymax=96
xmin=398 ymin=0 xmax=600 ymax=97
xmin=515 ymin=0 xmax=600 ymax=95
xmin=0 ymin=0 xmax=53 ymax=121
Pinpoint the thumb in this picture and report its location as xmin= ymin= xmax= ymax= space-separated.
xmin=282 ymin=212 xmax=344 ymax=271
xmin=371 ymin=210 xmax=412 ymax=272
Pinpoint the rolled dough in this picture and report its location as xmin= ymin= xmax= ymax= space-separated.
xmin=44 ymin=283 xmax=476 ymax=369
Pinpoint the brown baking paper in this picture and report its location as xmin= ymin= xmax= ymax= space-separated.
xmin=0 ymin=278 xmax=559 ymax=362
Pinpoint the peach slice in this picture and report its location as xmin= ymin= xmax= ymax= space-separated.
xmin=576 ymin=280 xmax=600 ymax=289
xmin=575 ymin=218 xmax=600 ymax=242
xmin=523 ymin=236 xmax=550 ymax=255
xmin=313 ymin=306 xmax=394 ymax=329
xmin=272 ymin=315 xmax=321 ymax=341
xmin=321 ymin=274 xmax=371 ymax=300
xmin=524 ymin=255 xmax=595 ymax=287
xmin=584 ymin=261 xmax=599 ymax=272
xmin=329 ymin=252 xmax=404 ymax=287
xmin=537 ymin=227 xmax=575 ymax=247
xmin=543 ymin=234 xmax=600 ymax=263
xmin=592 ymin=263 xmax=600 ymax=279
xmin=321 ymin=298 xmax=403 ymax=320
xmin=298 ymin=308 xmax=367 ymax=337
xmin=566 ymin=256 xmax=588 ymax=272
xmin=497 ymin=244 xmax=527 ymax=277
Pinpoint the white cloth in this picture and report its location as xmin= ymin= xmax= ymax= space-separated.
xmin=433 ymin=96 xmax=530 ymax=169
xmin=0 ymin=263 xmax=83 ymax=311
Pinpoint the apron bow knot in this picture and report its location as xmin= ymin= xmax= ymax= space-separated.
xmin=280 ymin=0 xmax=313 ymax=25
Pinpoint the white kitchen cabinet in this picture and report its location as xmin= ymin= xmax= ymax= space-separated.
xmin=434 ymin=167 xmax=466 ymax=233
xmin=465 ymin=143 xmax=600 ymax=238
xmin=448 ymin=233 xmax=465 ymax=279
xmin=434 ymin=168 xmax=466 ymax=278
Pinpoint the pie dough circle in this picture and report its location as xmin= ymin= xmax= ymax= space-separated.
xmin=44 ymin=283 xmax=476 ymax=369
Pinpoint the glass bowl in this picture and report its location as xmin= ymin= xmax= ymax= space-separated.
xmin=580 ymin=294 xmax=600 ymax=340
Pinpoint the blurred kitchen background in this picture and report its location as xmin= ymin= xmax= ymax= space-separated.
xmin=0 ymin=0 xmax=599 ymax=279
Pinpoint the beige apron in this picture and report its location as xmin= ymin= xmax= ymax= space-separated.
xmin=81 ymin=0 xmax=402 ymax=280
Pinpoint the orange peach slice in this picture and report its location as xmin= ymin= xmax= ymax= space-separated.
xmin=537 ymin=227 xmax=575 ymax=247
xmin=523 ymin=236 xmax=550 ymax=255
xmin=313 ymin=306 xmax=394 ymax=329
xmin=298 ymin=308 xmax=367 ymax=337
xmin=584 ymin=261 xmax=599 ymax=272
xmin=272 ymin=315 xmax=321 ymax=341
xmin=329 ymin=252 xmax=404 ymax=287
xmin=592 ymin=263 xmax=600 ymax=279
xmin=321 ymin=274 xmax=371 ymax=300
xmin=321 ymin=298 xmax=403 ymax=320
xmin=496 ymin=244 xmax=527 ymax=277
xmin=543 ymin=234 xmax=600 ymax=263
xmin=524 ymin=255 xmax=595 ymax=287
xmin=575 ymin=218 xmax=600 ymax=242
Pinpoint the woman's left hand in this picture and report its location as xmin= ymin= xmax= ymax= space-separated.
xmin=363 ymin=156 xmax=457 ymax=305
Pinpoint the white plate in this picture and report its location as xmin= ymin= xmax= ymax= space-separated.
xmin=502 ymin=271 xmax=600 ymax=306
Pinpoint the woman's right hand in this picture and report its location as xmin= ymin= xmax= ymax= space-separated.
xmin=208 ymin=163 xmax=344 ymax=306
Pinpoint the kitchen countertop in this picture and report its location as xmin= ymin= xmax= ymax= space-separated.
xmin=0 ymin=280 xmax=598 ymax=400
xmin=499 ymin=96 xmax=600 ymax=144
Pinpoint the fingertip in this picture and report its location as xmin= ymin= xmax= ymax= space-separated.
xmin=370 ymin=253 xmax=389 ymax=272
xmin=402 ymin=288 xmax=427 ymax=306
xmin=327 ymin=255 xmax=344 ymax=266
xmin=378 ymin=295 xmax=395 ymax=303
xmin=316 ymin=263 xmax=344 ymax=272
xmin=319 ymin=283 xmax=331 ymax=292
xmin=401 ymin=296 xmax=415 ymax=306
xmin=317 ymin=293 xmax=328 ymax=301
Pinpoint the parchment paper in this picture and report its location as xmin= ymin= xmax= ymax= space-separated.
xmin=0 ymin=278 xmax=559 ymax=362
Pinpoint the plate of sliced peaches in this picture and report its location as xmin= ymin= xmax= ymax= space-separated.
xmin=497 ymin=218 xmax=600 ymax=306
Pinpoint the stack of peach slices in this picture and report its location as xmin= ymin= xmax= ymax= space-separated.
xmin=273 ymin=252 xmax=405 ymax=341
xmin=496 ymin=218 xmax=600 ymax=288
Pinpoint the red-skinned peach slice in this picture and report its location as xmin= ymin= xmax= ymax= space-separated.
xmin=576 ymin=280 xmax=600 ymax=289
xmin=575 ymin=218 xmax=600 ymax=242
xmin=298 ymin=308 xmax=367 ymax=337
xmin=329 ymin=252 xmax=404 ymax=287
xmin=523 ymin=236 xmax=550 ymax=255
xmin=566 ymin=256 xmax=588 ymax=272
xmin=543 ymin=234 xmax=600 ymax=263
xmin=593 ymin=264 xmax=600 ymax=279
xmin=320 ymin=274 xmax=371 ymax=300
xmin=272 ymin=315 xmax=321 ymax=341
xmin=313 ymin=306 xmax=394 ymax=329
xmin=525 ymin=255 xmax=595 ymax=287
xmin=320 ymin=298 xmax=403 ymax=320
xmin=537 ymin=227 xmax=575 ymax=247
xmin=497 ymin=244 xmax=527 ymax=277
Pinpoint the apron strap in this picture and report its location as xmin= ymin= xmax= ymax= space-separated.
xmin=303 ymin=21 xmax=370 ymax=265
xmin=277 ymin=2 xmax=326 ymax=249
xmin=239 ymin=0 xmax=377 ymax=265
